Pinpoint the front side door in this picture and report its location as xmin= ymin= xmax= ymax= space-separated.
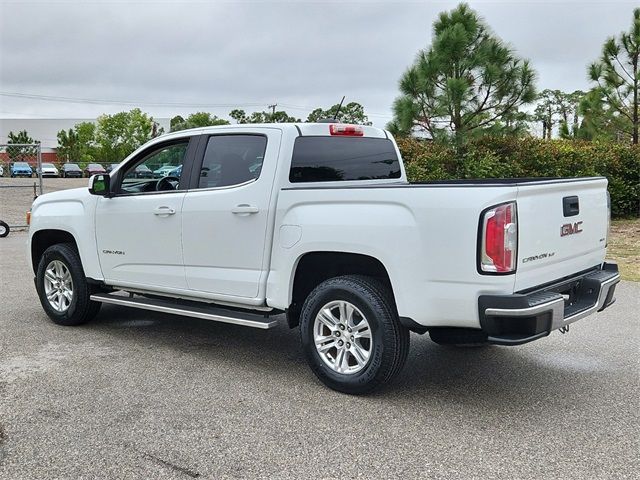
xmin=95 ymin=137 xmax=197 ymax=290
xmin=182 ymin=130 xmax=281 ymax=299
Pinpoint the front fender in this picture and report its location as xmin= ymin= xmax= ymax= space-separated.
xmin=29 ymin=189 xmax=102 ymax=280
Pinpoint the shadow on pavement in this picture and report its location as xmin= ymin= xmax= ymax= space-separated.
xmin=86 ymin=303 xmax=603 ymax=409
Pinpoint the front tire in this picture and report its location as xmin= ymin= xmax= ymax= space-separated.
xmin=36 ymin=243 xmax=101 ymax=326
xmin=300 ymin=275 xmax=409 ymax=394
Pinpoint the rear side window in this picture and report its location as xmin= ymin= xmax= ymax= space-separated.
xmin=198 ymin=135 xmax=267 ymax=189
xmin=290 ymin=137 xmax=401 ymax=183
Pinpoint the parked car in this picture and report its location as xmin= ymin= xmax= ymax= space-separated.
xmin=134 ymin=164 xmax=153 ymax=178
xmin=61 ymin=163 xmax=83 ymax=178
xmin=10 ymin=162 xmax=33 ymax=178
xmin=153 ymin=165 xmax=177 ymax=178
xmin=84 ymin=163 xmax=106 ymax=177
xmin=167 ymin=164 xmax=182 ymax=178
xmin=0 ymin=165 xmax=4 ymax=177
xmin=37 ymin=163 xmax=59 ymax=178
xmin=106 ymin=163 xmax=120 ymax=174
xmin=27 ymin=123 xmax=620 ymax=394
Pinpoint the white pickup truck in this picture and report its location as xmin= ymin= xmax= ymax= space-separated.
xmin=28 ymin=123 xmax=620 ymax=393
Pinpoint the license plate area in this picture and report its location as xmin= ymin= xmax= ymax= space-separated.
xmin=517 ymin=267 xmax=601 ymax=319
xmin=556 ymin=280 xmax=582 ymax=308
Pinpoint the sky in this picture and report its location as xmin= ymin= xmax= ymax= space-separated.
xmin=0 ymin=0 xmax=637 ymax=127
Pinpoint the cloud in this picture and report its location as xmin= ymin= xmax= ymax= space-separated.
xmin=0 ymin=0 xmax=637 ymax=126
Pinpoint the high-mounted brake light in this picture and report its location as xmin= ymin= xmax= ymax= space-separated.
xmin=479 ymin=202 xmax=517 ymax=273
xmin=329 ymin=124 xmax=364 ymax=136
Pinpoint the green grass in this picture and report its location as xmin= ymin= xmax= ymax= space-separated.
xmin=607 ymin=218 xmax=640 ymax=282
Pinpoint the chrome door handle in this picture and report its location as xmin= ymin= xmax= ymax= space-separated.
xmin=231 ymin=204 xmax=259 ymax=215
xmin=153 ymin=206 xmax=176 ymax=216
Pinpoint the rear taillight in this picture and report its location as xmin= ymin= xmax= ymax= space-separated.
xmin=606 ymin=191 xmax=611 ymax=247
xmin=479 ymin=202 xmax=518 ymax=273
xmin=329 ymin=124 xmax=364 ymax=136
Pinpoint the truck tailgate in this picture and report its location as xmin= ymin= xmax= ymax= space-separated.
xmin=514 ymin=178 xmax=609 ymax=291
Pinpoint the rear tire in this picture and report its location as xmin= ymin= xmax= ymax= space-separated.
xmin=0 ymin=221 xmax=9 ymax=238
xmin=36 ymin=243 xmax=101 ymax=326
xmin=300 ymin=275 xmax=409 ymax=395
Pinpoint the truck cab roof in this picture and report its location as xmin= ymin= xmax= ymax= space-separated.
xmin=161 ymin=122 xmax=389 ymax=139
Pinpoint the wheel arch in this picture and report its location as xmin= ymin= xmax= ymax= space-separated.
xmin=31 ymin=229 xmax=80 ymax=274
xmin=286 ymin=251 xmax=395 ymax=329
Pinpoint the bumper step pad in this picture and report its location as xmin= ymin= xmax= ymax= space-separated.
xmin=477 ymin=263 xmax=620 ymax=345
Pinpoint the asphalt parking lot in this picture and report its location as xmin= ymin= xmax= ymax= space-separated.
xmin=0 ymin=231 xmax=638 ymax=479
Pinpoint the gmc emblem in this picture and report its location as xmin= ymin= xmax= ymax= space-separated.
xmin=561 ymin=221 xmax=583 ymax=237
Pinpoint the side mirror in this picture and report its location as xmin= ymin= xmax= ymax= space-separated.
xmin=89 ymin=174 xmax=111 ymax=197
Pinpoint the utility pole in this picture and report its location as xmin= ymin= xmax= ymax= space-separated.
xmin=268 ymin=103 xmax=277 ymax=122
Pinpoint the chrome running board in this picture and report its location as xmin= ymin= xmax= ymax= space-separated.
xmin=90 ymin=292 xmax=279 ymax=329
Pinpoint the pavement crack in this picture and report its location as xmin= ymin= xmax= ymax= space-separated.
xmin=142 ymin=451 xmax=200 ymax=478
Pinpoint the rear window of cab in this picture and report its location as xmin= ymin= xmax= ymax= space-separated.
xmin=289 ymin=137 xmax=401 ymax=183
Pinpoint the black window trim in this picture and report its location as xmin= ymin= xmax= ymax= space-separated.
xmin=110 ymin=135 xmax=198 ymax=198
xmin=187 ymin=132 xmax=269 ymax=191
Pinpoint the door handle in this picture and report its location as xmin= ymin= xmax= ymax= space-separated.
xmin=153 ymin=206 xmax=176 ymax=216
xmin=231 ymin=204 xmax=259 ymax=215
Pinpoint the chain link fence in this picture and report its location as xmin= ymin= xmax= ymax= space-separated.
xmin=0 ymin=143 xmax=43 ymax=234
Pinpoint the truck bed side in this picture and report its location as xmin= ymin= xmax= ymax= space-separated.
xmin=266 ymin=177 xmax=609 ymax=329
xmin=267 ymin=184 xmax=519 ymax=328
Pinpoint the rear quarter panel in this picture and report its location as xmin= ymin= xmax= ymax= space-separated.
xmin=267 ymin=185 xmax=520 ymax=328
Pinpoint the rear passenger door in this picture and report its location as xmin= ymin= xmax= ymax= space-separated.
xmin=181 ymin=130 xmax=281 ymax=299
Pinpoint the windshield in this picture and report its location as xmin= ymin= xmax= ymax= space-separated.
xmin=65 ymin=164 xmax=80 ymax=170
xmin=42 ymin=163 xmax=54 ymax=168
xmin=15 ymin=162 xmax=29 ymax=167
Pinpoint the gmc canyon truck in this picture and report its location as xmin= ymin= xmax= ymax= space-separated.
xmin=28 ymin=123 xmax=620 ymax=394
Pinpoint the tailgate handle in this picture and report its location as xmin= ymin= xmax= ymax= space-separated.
xmin=563 ymin=196 xmax=580 ymax=217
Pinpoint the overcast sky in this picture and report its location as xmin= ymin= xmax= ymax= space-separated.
xmin=0 ymin=0 xmax=637 ymax=127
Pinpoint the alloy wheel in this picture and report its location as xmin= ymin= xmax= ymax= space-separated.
xmin=43 ymin=260 xmax=74 ymax=313
xmin=313 ymin=300 xmax=372 ymax=374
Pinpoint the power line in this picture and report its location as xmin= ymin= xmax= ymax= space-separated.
xmin=278 ymin=102 xmax=393 ymax=118
xmin=0 ymin=91 xmax=395 ymax=118
xmin=0 ymin=91 xmax=267 ymax=109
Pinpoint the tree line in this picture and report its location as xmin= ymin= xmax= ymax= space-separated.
xmin=389 ymin=3 xmax=639 ymax=144
xmin=6 ymin=3 xmax=638 ymax=165
xmin=46 ymin=101 xmax=369 ymax=164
